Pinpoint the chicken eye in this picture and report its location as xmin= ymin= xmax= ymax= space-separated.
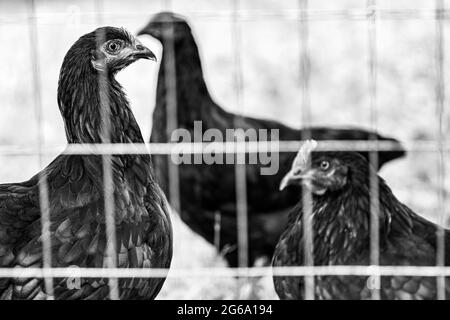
xmin=319 ymin=160 xmax=330 ymax=171
xmin=105 ymin=40 xmax=123 ymax=54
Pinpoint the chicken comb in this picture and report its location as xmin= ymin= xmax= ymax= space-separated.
xmin=292 ymin=139 xmax=318 ymax=169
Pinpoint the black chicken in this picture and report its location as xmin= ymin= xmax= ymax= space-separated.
xmin=138 ymin=12 xmax=405 ymax=267
xmin=273 ymin=140 xmax=450 ymax=299
xmin=0 ymin=27 xmax=172 ymax=299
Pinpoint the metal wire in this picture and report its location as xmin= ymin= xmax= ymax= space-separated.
xmin=367 ymin=0 xmax=381 ymax=300
xmin=95 ymin=0 xmax=119 ymax=299
xmin=435 ymin=0 xmax=447 ymax=301
xmin=5 ymin=9 xmax=450 ymax=25
xmin=0 ymin=140 xmax=447 ymax=156
xmin=2 ymin=265 xmax=450 ymax=279
xmin=231 ymin=0 xmax=250 ymax=298
xmin=27 ymin=0 xmax=54 ymax=300
xmin=298 ymin=0 xmax=315 ymax=301
xmin=162 ymin=0 xmax=182 ymax=215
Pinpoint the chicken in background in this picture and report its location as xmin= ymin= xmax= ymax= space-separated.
xmin=138 ymin=12 xmax=405 ymax=268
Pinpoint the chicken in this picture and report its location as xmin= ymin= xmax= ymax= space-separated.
xmin=0 ymin=27 xmax=172 ymax=300
xmin=273 ymin=140 xmax=450 ymax=299
xmin=138 ymin=12 xmax=405 ymax=267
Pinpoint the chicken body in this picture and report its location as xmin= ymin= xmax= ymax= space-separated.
xmin=139 ymin=12 xmax=405 ymax=267
xmin=0 ymin=27 xmax=172 ymax=300
xmin=273 ymin=146 xmax=450 ymax=299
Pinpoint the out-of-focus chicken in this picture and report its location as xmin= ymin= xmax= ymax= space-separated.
xmin=138 ymin=12 xmax=405 ymax=267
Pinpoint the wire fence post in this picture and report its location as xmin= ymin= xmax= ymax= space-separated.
xmin=27 ymin=0 xmax=54 ymax=300
xmin=95 ymin=0 xmax=120 ymax=300
xmin=298 ymin=0 xmax=315 ymax=300
xmin=162 ymin=0 xmax=182 ymax=216
xmin=366 ymin=0 xmax=381 ymax=300
xmin=435 ymin=0 xmax=447 ymax=301
xmin=231 ymin=0 xmax=250 ymax=298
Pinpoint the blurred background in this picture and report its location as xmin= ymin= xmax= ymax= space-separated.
xmin=0 ymin=0 xmax=449 ymax=299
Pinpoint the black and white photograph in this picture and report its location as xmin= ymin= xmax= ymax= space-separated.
xmin=0 ymin=0 xmax=449 ymax=308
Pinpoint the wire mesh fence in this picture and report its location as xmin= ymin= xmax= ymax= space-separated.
xmin=0 ymin=0 xmax=448 ymax=300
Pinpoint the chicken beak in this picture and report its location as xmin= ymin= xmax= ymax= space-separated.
xmin=279 ymin=173 xmax=292 ymax=191
xmin=131 ymin=40 xmax=157 ymax=61
xmin=279 ymin=169 xmax=307 ymax=191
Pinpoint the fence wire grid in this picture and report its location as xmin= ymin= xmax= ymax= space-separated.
xmin=0 ymin=0 xmax=449 ymax=300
